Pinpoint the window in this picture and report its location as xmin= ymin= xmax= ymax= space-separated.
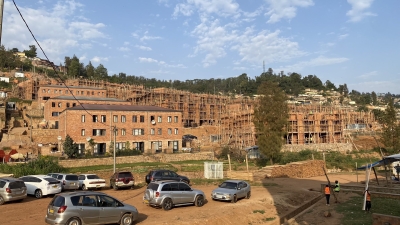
xmin=121 ymin=115 xmax=126 ymax=123
xmin=140 ymin=115 xmax=144 ymax=123
xmin=121 ymin=129 xmax=126 ymax=136
xmin=116 ymin=142 xmax=126 ymax=151
xmin=174 ymin=128 xmax=178 ymax=135
xmin=81 ymin=129 xmax=85 ymax=136
xmin=174 ymin=116 xmax=178 ymax=123
xmin=73 ymin=103 xmax=76 ymax=107
xmin=58 ymin=102 xmax=62 ymax=107
xmin=77 ymin=144 xmax=85 ymax=154
xmin=113 ymin=115 xmax=118 ymax=123
xmin=167 ymin=116 xmax=172 ymax=122
xmin=132 ymin=115 xmax=137 ymax=122
xmin=133 ymin=142 xmax=144 ymax=152
xmin=168 ymin=141 xmax=179 ymax=152
xmin=168 ymin=128 xmax=172 ymax=135
xmin=150 ymin=128 xmax=155 ymax=135
xmin=42 ymin=89 xmax=46 ymax=93
xmin=170 ymin=183 xmax=179 ymax=191
xmin=52 ymin=112 xmax=59 ymax=116
xmin=92 ymin=129 xmax=106 ymax=136
xmin=66 ymin=103 xmax=70 ymax=107
xmin=101 ymin=115 xmax=106 ymax=122
xmin=81 ymin=115 xmax=85 ymax=122
xmin=158 ymin=116 xmax=162 ymax=123
xmin=152 ymin=141 xmax=162 ymax=151
xmin=51 ymin=102 xmax=55 ymax=107
xmin=54 ymin=90 xmax=57 ymax=94
xmin=92 ymin=115 xmax=98 ymax=122
xmin=133 ymin=129 xmax=144 ymax=136
xmin=158 ymin=128 xmax=162 ymax=135
xmin=179 ymin=183 xmax=191 ymax=191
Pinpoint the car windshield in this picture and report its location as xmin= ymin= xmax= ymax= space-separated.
xmin=219 ymin=182 xmax=238 ymax=189
xmin=44 ymin=178 xmax=60 ymax=184
xmin=118 ymin=172 xmax=132 ymax=178
xmin=87 ymin=175 xmax=100 ymax=179
xmin=65 ymin=175 xmax=78 ymax=180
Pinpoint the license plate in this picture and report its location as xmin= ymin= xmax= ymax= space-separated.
xmin=53 ymin=185 xmax=58 ymax=188
xmin=96 ymin=185 xmax=100 ymax=187
xmin=49 ymin=209 xmax=54 ymax=214
xmin=70 ymin=182 xmax=75 ymax=185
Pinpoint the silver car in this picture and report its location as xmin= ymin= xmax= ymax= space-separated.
xmin=55 ymin=174 xmax=79 ymax=191
xmin=211 ymin=180 xmax=251 ymax=203
xmin=45 ymin=191 xmax=138 ymax=225
xmin=0 ymin=177 xmax=27 ymax=205
xmin=143 ymin=180 xmax=206 ymax=210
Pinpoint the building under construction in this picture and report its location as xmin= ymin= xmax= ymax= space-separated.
xmin=12 ymin=76 xmax=376 ymax=149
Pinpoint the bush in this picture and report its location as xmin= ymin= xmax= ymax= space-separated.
xmin=116 ymin=149 xmax=142 ymax=157
xmin=0 ymin=156 xmax=66 ymax=177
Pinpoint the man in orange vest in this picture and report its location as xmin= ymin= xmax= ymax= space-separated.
xmin=364 ymin=189 xmax=371 ymax=212
xmin=324 ymin=184 xmax=330 ymax=205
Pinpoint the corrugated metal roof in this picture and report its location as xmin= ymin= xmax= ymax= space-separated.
xmin=40 ymin=85 xmax=106 ymax=90
xmin=51 ymin=96 xmax=128 ymax=102
xmin=66 ymin=104 xmax=181 ymax=112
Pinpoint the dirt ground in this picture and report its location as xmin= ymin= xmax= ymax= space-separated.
xmin=0 ymin=173 xmax=369 ymax=225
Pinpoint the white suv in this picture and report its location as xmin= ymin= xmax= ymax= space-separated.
xmin=20 ymin=175 xmax=61 ymax=198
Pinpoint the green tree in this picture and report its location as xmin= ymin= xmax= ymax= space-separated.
xmin=94 ymin=64 xmax=108 ymax=79
xmin=371 ymin=91 xmax=378 ymax=105
xmin=253 ymin=81 xmax=289 ymax=165
xmin=380 ymin=98 xmax=400 ymax=152
xmin=63 ymin=135 xmax=79 ymax=158
xmin=86 ymin=61 xmax=95 ymax=78
xmin=23 ymin=45 xmax=37 ymax=58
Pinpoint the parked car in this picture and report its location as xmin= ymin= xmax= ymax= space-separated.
xmin=20 ymin=175 xmax=61 ymax=199
xmin=0 ymin=177 xmax=27 ymax=205
xmin=143 ymin=180 xmax=205 ymax=211
xmin=78 ymin=174 xmax=106 ymax=190
xmin=110 ymin=171 xmax=135 ymax=190
xmin=145 ymin=169 xmax=190 ymax=184
xmin=211 ymin=180 xmax=251 ymax=203
xmin=45 ymin=191 xmax=138 ymax=225
xmin=53 ymin=174 xmax=79 ymax=191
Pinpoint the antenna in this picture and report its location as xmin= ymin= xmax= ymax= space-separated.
xmin=263 ymin=60 xmax=265 ymax=74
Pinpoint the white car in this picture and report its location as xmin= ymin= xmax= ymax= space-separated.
xmin=78 ymin=174 xmax=106 ymax=190
xmin=19 ymin=175 xmax=61 ymax=198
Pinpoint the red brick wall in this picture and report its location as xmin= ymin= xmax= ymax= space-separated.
xmin=38 ymin=85 xmax=107 ymax=106
xmin=58 ymin=109 xmax=183 ymax=154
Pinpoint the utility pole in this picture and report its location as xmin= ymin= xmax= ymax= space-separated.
xmin=0 ymin=0 xmax=4 ymax=46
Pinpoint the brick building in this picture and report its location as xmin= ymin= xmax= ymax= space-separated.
xmin=58 ymin=104 xmax=183 ymax=155
xmin=44 ymin=96 xmax=131 ymax=128
xmin=38 ymin=85 xmax=107 ymax=107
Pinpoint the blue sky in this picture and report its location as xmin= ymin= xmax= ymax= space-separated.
xmin=2 ymin=0 xmax=399 ymax=94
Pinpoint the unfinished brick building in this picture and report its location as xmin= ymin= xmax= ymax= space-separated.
xmin=13 ymin=77 xmax=376 ymax=151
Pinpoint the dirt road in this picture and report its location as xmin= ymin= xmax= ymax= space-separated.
xmin=0 ymin=173 xmax=363 ymax=225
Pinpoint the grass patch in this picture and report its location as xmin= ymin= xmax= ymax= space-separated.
xmin=67 ymin=162 xmax=173 ymax=174
xmin=170 ymin=160 xmax=208 ymax=165
xmin=336 ymin=195 xmax=400 ymax=225
xmin=253 ymin=209 xmax=265 ymax=214
xmin=263 ymin=217 xmax=276 ymax=221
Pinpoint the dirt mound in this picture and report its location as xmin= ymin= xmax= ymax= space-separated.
xmin=351 ymin=135 xmax=383 ymax=150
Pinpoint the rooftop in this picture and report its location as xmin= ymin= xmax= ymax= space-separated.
xmin=66 ymin=104 xmax=181 ymax=112
xmin=40 ymin=85 xmax=106 ymax=90
xmin=51 ymin=96 xmax=128 ymax=102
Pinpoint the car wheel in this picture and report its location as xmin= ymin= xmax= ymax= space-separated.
xmin=120 ymin=213 xmax=133 ymax=225
xmin=162 ymin=198 xmax=173 ymax=211
xmin=246 ymin=191 xmax=251 ymax=199
xmin=82 ymin=184 xmax=88 ymax=191
xmin=195 ymin=195 xmax=204 ymax=207
xmin=0 ymin=195 xmax=5 ymax=205
xmin=66 ymin=217 xmax=81 ymax=225
xmin=35 ymin=189 xmax=43 ymax=199
xmin=113 ymin=183 xmax=119 ymax=190
xmin=231 ymin=195 xmax=237 ymax=203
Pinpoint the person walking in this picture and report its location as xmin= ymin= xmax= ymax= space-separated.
xmin=364 ymin=189 xmax=371 ymax=213
xmin=325 ymin=184 xmax=330 ymax=205
xmin=334 ymin=180 xmax=340 ymax=203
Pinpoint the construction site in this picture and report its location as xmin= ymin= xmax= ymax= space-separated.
xmin=0 ymin=72 xmax=377 ymax=153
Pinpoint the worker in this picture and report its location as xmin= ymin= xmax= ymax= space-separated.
xmin=334 ymin=180 xmax=340 ymax=203
xmin=324 ymin=184 xmax=330 ymax=206
xmin=364 ymin=189 xmax=371 ymax=213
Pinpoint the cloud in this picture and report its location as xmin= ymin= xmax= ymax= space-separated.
xmin=118 ymin=47 xmax=130 ymax=52
xmin=346 ymin=0 xmax=376 ymax=22
xmin=338 ymin=34 xmax=349 ymax=40
xmin=265 ymin=0 xmax=314 ymax=23
xmin=358 ymin=70 xmax=378 ymax=79
xmin=139 ymin=57 xmax=187 ymax=68
xmin=278 ymin=56 xmax=349 ymax=72
xmin=135 ymin=45 xmax=152 ymax=51
xmin=91 ymin=56 xmax=109 ymax=63
xmin=173 ymin=0 xmax=239 ymax=17
xmin=139 ymin=57 xmax=158 ymax=63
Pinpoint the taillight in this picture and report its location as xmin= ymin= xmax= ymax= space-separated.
xmin=5 ymin=188 xmax=11 ymax=193
xmin=58 ymin=205 xmax=67 ymax=213
xmin=155 ymin=191 xmax=160 ymax=197
xmin=150 ymin=177 xmax=153 ymax=181
xmin=115 ymin=178 xmax=119 ymax=182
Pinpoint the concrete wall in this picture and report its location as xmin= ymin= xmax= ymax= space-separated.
xmin=282 ymin=143 xmax=352 ymax=153
xmin=58 ymin=152 xmax=215 ymax=168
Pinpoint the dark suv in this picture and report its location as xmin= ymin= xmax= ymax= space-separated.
xmin=145 ymin=170 xmax=190 ymax=184
xmin=110 ymin=171 xmax=135 ymax=190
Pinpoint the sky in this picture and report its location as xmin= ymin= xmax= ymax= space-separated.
xmin=1 ymin=0 xmax=400 ymax=94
